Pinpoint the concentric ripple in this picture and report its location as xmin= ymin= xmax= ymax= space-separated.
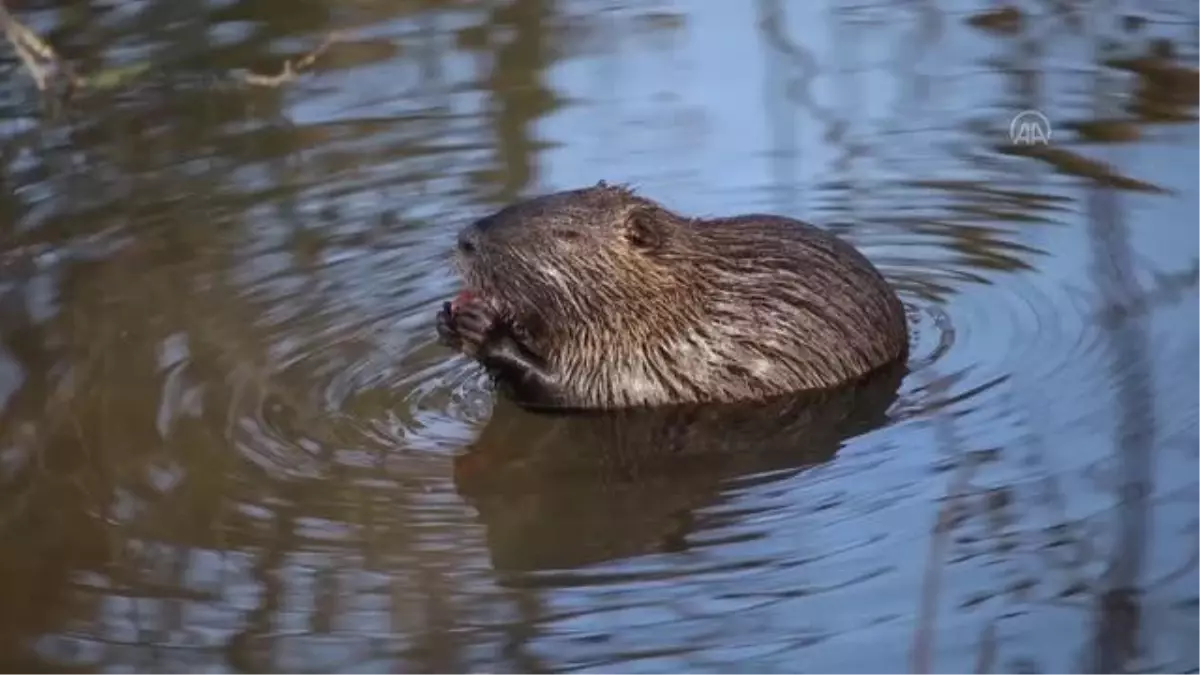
xmin=188 ymin=218 xmax=498 ymax=483
xmin=213 ymin=220 xmax=1195 ymax=488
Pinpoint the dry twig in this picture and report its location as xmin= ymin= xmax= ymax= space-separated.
xmin=238 ymin=31 xmax=344 ymax=87
xmin=1 ymin=0 xmax=339 ymax=94
xmin=0 ymin=0 xmax=82 ymax=91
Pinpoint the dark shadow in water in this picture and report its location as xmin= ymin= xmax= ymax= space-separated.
xmin=454 ymin=362 xmax=906 ymax=575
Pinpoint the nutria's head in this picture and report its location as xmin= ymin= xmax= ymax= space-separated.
xmin=453 ymin=182 xmax=701 ymax=339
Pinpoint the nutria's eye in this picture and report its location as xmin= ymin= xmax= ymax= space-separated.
xmin=624 ymin=208 xmax=663 ymax=250
xmin=554 ymin=229 xmax=582 ymax=241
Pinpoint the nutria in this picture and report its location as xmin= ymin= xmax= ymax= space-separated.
xmin=436 ymin=182 xmax=908 ymax=409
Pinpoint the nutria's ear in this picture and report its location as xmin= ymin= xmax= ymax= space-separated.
xmin=624 ymin=207 xmax=667 ymax=251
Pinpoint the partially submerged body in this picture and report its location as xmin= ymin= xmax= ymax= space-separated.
xmin=436 ymin=182 xmax=908 ymax=410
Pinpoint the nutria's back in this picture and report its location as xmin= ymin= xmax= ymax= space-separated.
xmin=445 ymin=182 xmax=908 ymax=409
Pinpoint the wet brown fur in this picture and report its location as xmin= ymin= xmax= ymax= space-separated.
xmin=451 ymin=182 xmax=908 ymax=409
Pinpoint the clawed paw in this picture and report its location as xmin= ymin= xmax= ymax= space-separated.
xmin=436 ymin=301 xmax=458 ymax=347
xmin=437 ymin=297 xmax=498 ymax=357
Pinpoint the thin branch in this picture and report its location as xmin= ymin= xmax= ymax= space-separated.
xmin=2 ymin=0 xmax=341 ymax=94
xmin=0 ymin=6 xmax=54 ymax=60
xmin=238 ymin=31 xmax=344 ymax=88
xmin=0 ymin=0 xmax=81 ymax=91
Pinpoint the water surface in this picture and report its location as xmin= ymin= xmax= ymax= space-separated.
xmin=0 ymin=1 xmax=1197 ymax=672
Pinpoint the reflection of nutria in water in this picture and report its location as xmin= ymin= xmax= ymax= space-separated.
xmin=436 ymin=182 xmax=908 ymax=410
xmin=454 ymin=362 xmax=904 ymax=572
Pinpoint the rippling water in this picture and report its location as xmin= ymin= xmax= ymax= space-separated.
xmin=0 ymin=0 xmax=1197 ymax=672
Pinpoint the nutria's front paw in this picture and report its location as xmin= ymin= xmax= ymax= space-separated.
xmin=440 ymin=299 xmax=499 ymax=359
xmin=436 ymin=301 xmax=461 ymax=348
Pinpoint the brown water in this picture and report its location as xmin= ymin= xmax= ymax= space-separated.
xmin=0 ymin=1 xmax=1197 ymax=672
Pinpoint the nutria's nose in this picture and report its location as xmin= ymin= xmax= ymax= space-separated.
xmin=457 ymin=227 xmax=478 ymax=254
